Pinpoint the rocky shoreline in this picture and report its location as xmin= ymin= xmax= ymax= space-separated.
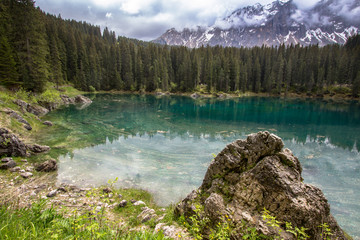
xmin=0 ymin=92 xmax=354 ymax=239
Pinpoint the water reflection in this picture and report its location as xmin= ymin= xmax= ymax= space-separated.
xmin=41 ymin=94 xmax=360 ymax=153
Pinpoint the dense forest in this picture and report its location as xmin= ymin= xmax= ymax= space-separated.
xmin=1 ymin=0 xmax=360 ymax=96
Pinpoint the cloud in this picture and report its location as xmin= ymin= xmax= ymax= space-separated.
xmin=35 ymin=0 xmax=323 ymax=40
xmin=328 ymin=0 xmax=360 ymax=23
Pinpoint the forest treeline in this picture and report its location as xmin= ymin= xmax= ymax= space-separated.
xmin=1 ymin=0 xmax=360 ymax=95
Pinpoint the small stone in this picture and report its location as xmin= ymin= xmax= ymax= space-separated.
xmin=43 ymin=121 xmax=53 ymax=126
xmin=20 ymin=172 xmax=33 ymax=178
xmin=25 ymin=166 xmax=34 ymax=172
xmin=19 ymin=169 xmax=25 ymax=173
xmin=21 ymin=159 xmax=28 ymax=163
xmin=96 ymin=206 xmax=102 ymax=212
xmin=46 ymin=190 xmax=57 ymax=198
xmin=24 ymin=124 xmax=32 ymax=131
xmin=1 ymin=157 xmax=12 ymax=163
xmin=10 ymin=166 xmax=21 ymax=172
xmin=133 ymin=200 xmax=146 ymax=206
xmin=102 ymin=187 xmax=112 ymax=193
xmin=0 ymin=160 xmax=17 ymax=170
xmin=130 ymin=199 xmax=137 ymax=203
xmin=108 ymin=193 xmax=113 ymax=198
xmin=118 ymin=200 xmax=127 ymax=207
xmin=57 ymin=187 xmax=67 ymax=192
xmin=137 ymin=207 xmax=156 ymax=223
xmin=118 ymin=194 xmax=123 ymax=199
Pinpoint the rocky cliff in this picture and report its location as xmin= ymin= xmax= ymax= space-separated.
xmin=154 ymin=0 xmax=359 ymax=48
xmin=175 ymin=131 xmax=348 ymax=239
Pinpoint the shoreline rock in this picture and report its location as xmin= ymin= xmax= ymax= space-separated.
xmin=175 ymin=131 xmax=348 ymax=239
xmin=0 ymin=128 xmax=27 ymax=157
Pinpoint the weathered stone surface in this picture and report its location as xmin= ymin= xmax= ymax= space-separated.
xmin=118 ymin=200 xmax=127 ymax=207
xmin=10 ymin=166 xmax=21 ymax=172
xmin=175 ymin=131 xmax=347 ymax=240
xmin=43 ymin=121 xmax=53 ymax=126
xmin=133 ymin=200 xmax=146 ymax=206
xmin=20 ymin=172 xmax=33 ymax=178
xmin=0 ymin=160 xmax=17 ymax=170
xmin=38 ymin=101 xmax=60 ymax=111
xmin=13 ymin=99 xmax=49 ymax=116
xmin=1 ymin=157 xmax=12 ymax=162
xmin=5 ymin=109 xmax=32 ymax=130
xmin=102 ymin=187 xmax=112 ymax=193
xmin=60 ymin=95 xmax=75 ymax=104
xmin=27 ymin=104 xmax=49 ymax=116
xmin=154 ymin=223 xmax=191 ymax=240
xmin=27 ymin=144 xmax=50 ymax=153
xmin=0 ymin=128 xmax=27 ymax=157
xmin=13 ymin=99 xmax=28 ymax=111
xmin=190 ymin=92 xmax=201 ymax=99
xmin=47 ymin=190 xmax=57 ymax=197
xmin=137 ymin=207 xmax=156 ymax=223
xmin=74 ymin=95 xmax=92 ymax=104
xmin=35 ymin=159 xmax=57 ymax=172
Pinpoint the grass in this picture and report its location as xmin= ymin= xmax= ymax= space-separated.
xmin=0 ymin=201 xmax=170 ymax=240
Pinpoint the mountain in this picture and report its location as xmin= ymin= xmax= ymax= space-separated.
xmin=153 ymin=0 xmax=360 ymax=48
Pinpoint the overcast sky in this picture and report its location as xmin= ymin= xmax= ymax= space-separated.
xmin=35 ymin=0 xmax=321 ymax=41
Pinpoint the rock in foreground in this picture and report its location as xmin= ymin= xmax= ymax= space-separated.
xmin=175 ymin=131 xmax=347 ymax=239
xmin=0 ymin=128 xmax=27 ymax=157
xmin=35 ymin=159 xmax=57 ymax=172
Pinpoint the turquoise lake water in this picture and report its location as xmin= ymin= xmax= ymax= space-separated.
xmin=41 ymin=94 xmax=360 ymax=238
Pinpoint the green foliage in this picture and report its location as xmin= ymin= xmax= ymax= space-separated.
xmin=179 ymin=204 xmax=210 ymax=240
xmin=318 ymin=223 xmax=333 ymax=240
xmin=37 ymin=89 xmax=61 ymax=103
xmin=0 ymin=199 xmax=169 ymax=240
xmin=1 ymin=0 xmax=359 ymax=95
xmin=262 ymin=208 xmax=309 ymax=240
xmin=209 ymin=215 xmax=233 ymax=240
xmin=89 ymin=85 xmax=96 ymax=92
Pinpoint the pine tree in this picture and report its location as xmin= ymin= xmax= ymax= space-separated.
xmin=10 ymin=0 xmax=49 ymax=92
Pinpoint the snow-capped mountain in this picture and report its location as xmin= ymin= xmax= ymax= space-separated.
xmin=153 ymin=0 xmax=360 ymax=47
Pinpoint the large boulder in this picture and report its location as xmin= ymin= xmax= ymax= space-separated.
xmin=175 ymin=131 xmax=347 ymax=240
xmin=0 ymin=128 xmax=27 ymax=157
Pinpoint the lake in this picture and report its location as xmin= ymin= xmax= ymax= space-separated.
xmin=39 ymin=94 xmax=360 ymax=238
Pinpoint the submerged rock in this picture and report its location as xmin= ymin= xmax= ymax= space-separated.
xmin=175 ymin=131 xmax=347 ymax=240
xmin=35 ymin=159 xmax=57 ymax=172
xmin=0 ymin=128 xmax=27 ymax=157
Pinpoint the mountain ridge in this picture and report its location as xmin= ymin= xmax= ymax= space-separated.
xmin=153 ymin=0 xmax=360 ymax=48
